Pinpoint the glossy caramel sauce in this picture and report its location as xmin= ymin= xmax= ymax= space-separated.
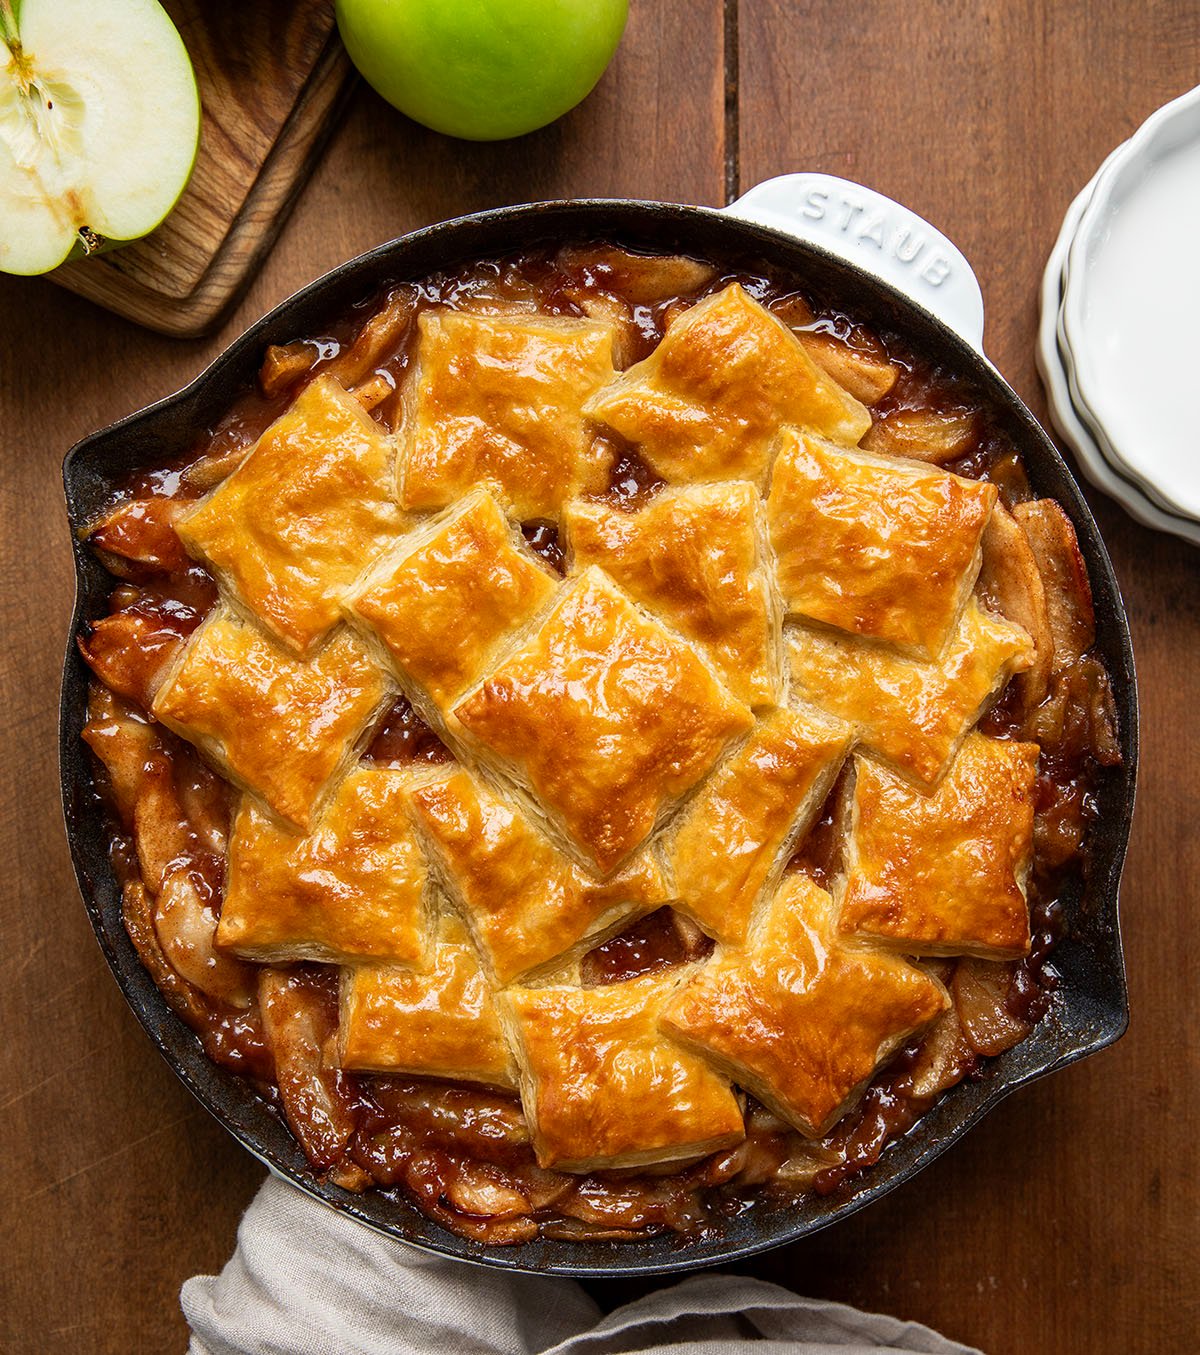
xmin=520 ymin=522 xmax=565 ymax=575
xmin=581 ymin=907 xmax=714 ymax=986
xmin=601 ymin=436 xmax=666 ymax=510
xmin=787 ymin=773 xmax=847 ymax=892
xmin=79 ymin=241 xmax=1121 ymax=1246
xmin=812 ymin=1045 xmax=936 ymax=1196
xmin=364 ymin=695 xmax=452 ymax=766
xmin=79 ymin=569 xmax=217 ymax=710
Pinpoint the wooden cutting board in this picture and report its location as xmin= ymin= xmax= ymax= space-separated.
xmin=50 ymin=1 xmax=355 ymax=339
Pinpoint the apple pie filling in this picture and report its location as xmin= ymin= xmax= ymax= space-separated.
xmin=79 ymin=243 xmax=1121 ymax=1246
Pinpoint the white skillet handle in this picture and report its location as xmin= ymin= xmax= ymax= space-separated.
xmin=722 ymin=173 xmax=986 ymax=353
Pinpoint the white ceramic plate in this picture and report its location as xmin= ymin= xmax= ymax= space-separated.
xmin=1056 ymin=215 xmax=1189 ymax=519
xmin=1037 ymin=162 xmax=1200 ymax=548
xmin=1058 ymin=308 xmax=1193 ymax=519
xmin=1060 ymin=84 xmax=1200 ymax=520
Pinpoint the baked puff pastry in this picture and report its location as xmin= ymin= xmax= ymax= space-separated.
xmin=838 ymin=735 xmax=1039 ymax=959
xmin=344 ymin=488 xmax=557 ymax=726
xmin=453 ymin=568 xmax=754 ymax=875
xmin=786 ymin=601 xmax=1033 ymax=787
xmin=217 ymin=766 xmax=430 ymax=966
xmin=410 ymin=768 xmax=668 ymax=985
xmin=562 ymin=481 xmax=782 ymax=708
xmin=583 ymin=283 xmax=871 ymax=487
xmin=399 ymin=310 xmax=616 ymax=522
xmin=152 ymin=606 xmax=391 ymax=831
xmin=338 ymin=914 xmax=517 ymax=1090
xmin=499 ymin=972 xmax=745 ymax=1171
xmin=660 ymin=706 xmax=852 ymax=946
xmin=178 ymin=376 xmax=407 ymax=655
xmin=660 ymin=874 xmax=949 ymax=1138
xmin=767 ymin=431 xmax=997 ymax=658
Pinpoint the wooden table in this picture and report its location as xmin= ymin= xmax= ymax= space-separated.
xmin=2 ymin=4 xmax=1196 ymax=1350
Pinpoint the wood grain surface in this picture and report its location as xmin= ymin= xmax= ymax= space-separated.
xmin=0 ymin=2 xmax=1196 ymax=1351
xmin=49 ymin=0 xmax=354 ymax=337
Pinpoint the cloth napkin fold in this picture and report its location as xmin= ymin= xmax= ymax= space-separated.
xmin=183 ymin=1175 xmax=982 ymax=1355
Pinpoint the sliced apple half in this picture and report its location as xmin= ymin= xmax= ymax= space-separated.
xmin=0 ymin=0 xmax=200 ymax=275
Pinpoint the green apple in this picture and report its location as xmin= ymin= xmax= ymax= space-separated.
xmin=0 ymin=0 xmax=200 ymax=276
xmin=334 ymin=0 xmax=629 ymax=142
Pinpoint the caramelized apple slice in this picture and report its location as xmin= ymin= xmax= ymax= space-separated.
xmin=862 ymin=406 xmax=981 ymax=463
xmin=563 ymin=286 xmax=639 ymax=368
xmin=774 ymin=1140 xmax=844 ymax=1189
xmin=796 ymin=331 xmax=899 ymax=406
xmin=88 ymin=497 xmax=190 ymax=577
xmin=326 ymin=1159 xmax=373 ymax=1192
xmin=122 ymin=880 xmax=209 ymax=1027
xmin=259 ymin=341 xmax=320 ymax=399
xmin=350 ymin=370 xmax=395 ymax=414
xmin=173 ymin=754 xmax=231 ymax=858
xmin=259 ymin=969 xmax=360 ymax=1170
xmin=181 ymin=443 xmax=256 ymax=493
xmin=952 ymin=959 xmax=1032 ymax=1057
xmin=82 ymin=686 xmax=162 ymax=826
xmin=557 ymin=245 xmax=718 ymax=303
xmin=769 ymin=294 xmax=816 ymax=328
xmin=441 ymin=1162 xmax=532 ymax=1220
xmin=322 ymin=288 xmax=417 ymax=389
xmin=1013 ymin=500 xmax=1095 ymax=672
xmin=131 ymin=758 xmax=192 ymax=894
xmin=978 ymin=501 xmax=1054 ymax=707
xmin=404 ymin=1163 xmax=539 ymax=1244
xmin=78 ymin=609 xmax=188 ymax=708
xmin=154 ymin=867 xmax=255 ymax=1009
xmin=907 ymin=1004 xmax=978 ymax=1097
xmin=1025 ymin=652 xmax=1122 ymax=772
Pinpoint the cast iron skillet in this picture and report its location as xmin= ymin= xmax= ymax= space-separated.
xmin=60 ymin=195 xmax=1138 ymax=1278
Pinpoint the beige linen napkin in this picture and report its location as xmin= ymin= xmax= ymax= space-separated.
xmin=183 ymin=1176 xmax=982 ymax=1355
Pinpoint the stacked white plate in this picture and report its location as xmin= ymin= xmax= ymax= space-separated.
xmin=1037 ymin=83 xmax=1200 ymax=548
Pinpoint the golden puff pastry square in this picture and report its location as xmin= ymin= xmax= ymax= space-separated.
xmin=499 ymin=972 xmax=745 ymax=1171
xmin=786 ymin=601 xmax=1033 ymax=787
xmin=178 ymin=376 xmax=407 ymax=655
xmin=344 ymin=488 xmax=557 ymax=725
xmin=660 ymin=706 xmax=852 ymax=946
xmin=584 ymin=282 xmax=871 ymax=487
xmin=338 ymin=914 xmax=517 ymax=1090
xmin=151 ymin=605 xmax=391 ymax=831
xmin=660 ymin=875 xmax=948 ymax=1138
xmin=838 ymin=735 xmax=1039 ymax=959
xmin=217 ymin=766 xmax=430 ymax=966
xmin=453 ymin=568 xmax=754 ymax=876
xmin=562 ymin=481 xmax=782 ymax=708
xmin=399 ymin=310 xmax=616 ymax=522
xmin=411 ymin=768 xmax=669 ymax=985
xmin=767 ymin=431 xmax=997 ymax=658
